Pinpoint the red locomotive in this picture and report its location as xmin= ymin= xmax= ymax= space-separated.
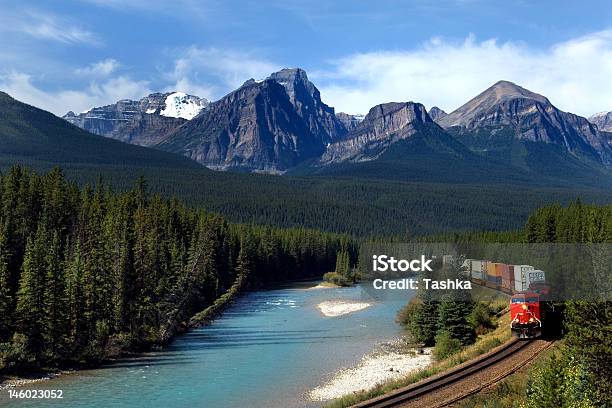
xmin=510 ymin=291 xmax=542 ymax=338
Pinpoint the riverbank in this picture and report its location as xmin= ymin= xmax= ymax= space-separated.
xmin=309 ymin=339 xmax=432 ymax=401
xmin=0 ymin=371 xmax=73 ymax=390
xmin=324 ymin=302 xmax=512 ymax=407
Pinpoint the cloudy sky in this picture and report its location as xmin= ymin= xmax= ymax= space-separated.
xmin=1 ymin=0 xmax=611 ymax=117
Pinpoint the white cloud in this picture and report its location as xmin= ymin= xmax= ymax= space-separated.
xmin=0 ymin=71 xmax=151 ymax=115
xmin=11 ymin=11 xmax=100 ymax=45
xmin=165 ymin=47 xmax=281 ymax=100
xmin=315 ymin=30 xmax=612 ymax=117
xmin=75 ymin=59 xmax=120 ymax=77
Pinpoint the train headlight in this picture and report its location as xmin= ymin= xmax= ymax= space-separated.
xmin=529 ymin=317 xmax=534 ymax=323
xmin=522 ymin=304 xmax=528 ymax=310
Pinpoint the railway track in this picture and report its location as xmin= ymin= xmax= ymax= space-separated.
xmin=352 ymin=339 xmax=551 ymax=408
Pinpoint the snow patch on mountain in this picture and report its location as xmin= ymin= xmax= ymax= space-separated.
xmin=160 ymin=92 xmax=206 ymax=120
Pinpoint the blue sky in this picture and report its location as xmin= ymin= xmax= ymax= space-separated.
xmin=1 ymin=0 xmax=611 ymax=117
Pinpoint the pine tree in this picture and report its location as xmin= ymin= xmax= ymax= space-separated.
xmin=436 ymin=294 xmax=476 ymax=345
xmin=235 ymin=234 xmax=255 ymax=289
xmin=66 ymin=241 xmax=86 ymax=353
xmin=43 ymin=231 xmax=67 ymax=360
xmin=0 ymin=230 xmax=13 ymax=340
xmin=15 ymin=226 xmax=48 ymax=356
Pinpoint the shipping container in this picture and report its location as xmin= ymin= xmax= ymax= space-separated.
xmin=501 ymin=279 xmax=512 ymax=293
xmin=486 ymin=262 xmax=497 ymax=279
xmin=498 ymin=263 xmax=512 ymax=292
xmin=485 ymin=279 xmax=499 ymax=289
xmin=513 ymin=265 xmax=535 ymax=292
xmin=471 ymin=270 xmax=484 ymax=281
xmin=497 ymin=263 xmax=510 ymax=280
xmin=526 ymin=269 xmax=546 ymax=289
xmin=470 ymin=260 xmax=479 ymax=273
xmin=487 ymin=275 xmax=502 ymax=284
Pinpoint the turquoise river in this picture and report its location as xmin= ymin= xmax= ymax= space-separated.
xmin=0 ymin=282 xmax=415 ymax=408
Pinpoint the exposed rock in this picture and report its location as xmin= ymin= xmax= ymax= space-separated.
xmin=321 ymin=102 xmax=435 ymax=163
xmin=156 ymin=68 xmax=348 ymax=172
xmin=63 ymin=92 xmax=208 ymax=146
xmin=437 ymin=80 xmax=612 ymax=164
xmin=268 ymin=68 xmax=348 ymax=143
xmin=156 ymin=79 xmax=325 ymax=172
xmin=336 ymin=112 xmax=365 ymax=132
xmin=589 ymin=111 xmax=612 ymax=132
xmin=428 ymin=106 xmax=448 ymax=122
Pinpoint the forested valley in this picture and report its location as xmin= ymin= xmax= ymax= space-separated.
xmin=0 ymin=166 xmax=354 ymax=373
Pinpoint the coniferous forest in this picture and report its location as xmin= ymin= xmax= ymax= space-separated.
xmin=0 ymin=166 xmax=352 ymax=372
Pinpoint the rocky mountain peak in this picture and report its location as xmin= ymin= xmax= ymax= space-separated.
xmin=267 ymin=68 xmax=313 ymax=99
xmin=63 ymin=92 xmax=208 ymax=146
xmin=486 ymin=80 xmax=549 ymax=103
xmin=320 ymin=102 xmax=434 ymax=164
xmin=438 ymin=81 xmax=611 ymax=165
xmin=438 ymin=80 xmax=550 ymax=129
xmin=265 ymin=67 xmax=347 ymax=143
xmin=589 ymin=111 xmax=612 ymax=132
xmin=156 ymin=76 xmax=325 ymax=172
xmin=428 ymin=106 xmax=447 ymax=122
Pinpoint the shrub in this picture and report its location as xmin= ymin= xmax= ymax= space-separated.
xmin=433 ymin=330 xmax=462 ymax=360
xmin=322 ymin=272 xmax=352 ymax=286
xmin=0 ymin=333 xmax=37 ymax=372
xmin=469 ymin=302 xmax=494 ymax=334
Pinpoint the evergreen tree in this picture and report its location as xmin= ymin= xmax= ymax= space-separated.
xmin=43 ymin=231 xmax=67 ymax=360
xmin=15 ymin=226 xmax=48 ymax=357
xmin=0 ymin=230 xmax=13 ymax=340
xmin=436 ymin=293 xmax=476 ymax=345
xmin=65 ymin=241 xmax=86 ymax=352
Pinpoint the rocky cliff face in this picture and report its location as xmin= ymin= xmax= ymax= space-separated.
xmin=335 ymin=112 xmax=365 ymax=132
xmin=438 ymin=81 xmax=612 ymax=164
xmin=320 ymin=102 xmax=435 ymax=163
xmin=428 ymin=106 xmax=447 ymax=122
xmin=267 ymin=68 xmax=348 ymax=143
xmin=589 ymin=111 xmax=612 ymax=132
xmin=156 ymin=68 xmax=348 ymax=172
xmin=156 ymin=79 xmax=327 ymax=172
xmin=63 ymin=92 xmax=208 ymax=146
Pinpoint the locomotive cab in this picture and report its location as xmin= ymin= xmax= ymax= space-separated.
xmin=510 ymin=292 xmax=541 ymax=339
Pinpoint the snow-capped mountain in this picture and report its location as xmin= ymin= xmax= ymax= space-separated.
xmin=589 ymin=111 xmax=612 ymax=132
xmin=160 ymin=92 xmax=208 ymax=120
xmin=63 ymin=92 xmax=208 ymax=146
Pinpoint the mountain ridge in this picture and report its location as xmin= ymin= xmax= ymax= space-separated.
xmin=58 ymin=72 xmax=612 ymax=184
xmin=63 ymin=92 xmax=208 ymax=146
xmin=437 ymin=80 xmax=612 ymax=166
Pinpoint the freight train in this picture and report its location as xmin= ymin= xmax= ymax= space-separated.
xmin=461 ymin=259 xmax=548 ymax=339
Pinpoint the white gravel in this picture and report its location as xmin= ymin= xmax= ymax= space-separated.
xmin=0 ymin=372 xmax=68 ymax=390
xmin=317 ymin=300 xmax=372 ymax=317
xmin=309 ymin=343 xmax=432 ymax=401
